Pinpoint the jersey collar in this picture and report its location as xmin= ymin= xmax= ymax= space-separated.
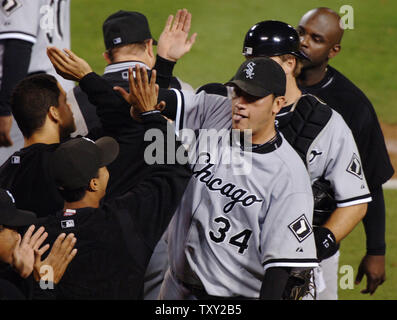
xmin=104 ymin=61 xmax=150 ymax=74
xmin=230 ymin=130 xmax=283 ymax=154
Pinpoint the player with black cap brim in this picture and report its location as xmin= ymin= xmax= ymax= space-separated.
xmin=0 ymin=188 xmax=77 ymax=299
xmin=43 ymin=46 xmax=319 ymax=299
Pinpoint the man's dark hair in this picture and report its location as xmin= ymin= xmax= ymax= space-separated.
xmin=57 ymin=170 xmax=100 ymax=203
xmin=58 ymin=187 xmax=87 ymax=203
xmin=11 ymin=74 xmax=60 ymax=138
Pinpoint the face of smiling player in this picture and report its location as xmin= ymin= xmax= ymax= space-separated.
xmin=231 ymin=87 xmax=284 ymax=144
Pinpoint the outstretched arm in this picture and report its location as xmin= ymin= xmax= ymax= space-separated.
xmin=154 ymin=9 xmax=197 ymax=89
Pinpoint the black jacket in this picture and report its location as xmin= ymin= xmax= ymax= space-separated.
xmin=42 ymin=113 xmax=191 ymax=299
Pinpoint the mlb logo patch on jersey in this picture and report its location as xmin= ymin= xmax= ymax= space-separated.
xmin=288 ymin=214 xmax=312 ymax=242
xmin=61 ymin=219 xmax=75 ymax=229
xmin=1 ymin=0 xmax=22 ymax=16
xmin=346 ymin=153 xmax=363 ymax=179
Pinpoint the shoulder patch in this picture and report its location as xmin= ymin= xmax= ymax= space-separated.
xmin=1 ymin=0 xmax=22 ymax=16
xmin=288 ymin=214 xmax=313 ymax=242
xmin=346 ymin=153 xmax=363 ymax=180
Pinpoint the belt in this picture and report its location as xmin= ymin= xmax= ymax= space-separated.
xmin=172 ymin=270 xmax=253 ymax=300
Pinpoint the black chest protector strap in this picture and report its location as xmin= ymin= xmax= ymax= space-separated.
xmin=278 ymin=94 xmax=333 ymax=165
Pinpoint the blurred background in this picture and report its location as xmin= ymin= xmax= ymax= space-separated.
xmin=70 ymin=0 xmax=397 ymax=299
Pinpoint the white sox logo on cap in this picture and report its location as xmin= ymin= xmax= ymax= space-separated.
xmin=244 ymin=62 xmax=256 ymax=79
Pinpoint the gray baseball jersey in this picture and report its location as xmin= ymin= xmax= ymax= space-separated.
xmin=0 ymin=0 xmax=74 ymax=91
xmin=165 ymin=90 xmax=318 ymax=298
xmin=277 ymin=94 xmax=372 ymax=207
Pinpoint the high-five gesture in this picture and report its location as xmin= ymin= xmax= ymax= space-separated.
xmin=47 ymin=47 xmax=93 ymax=81
xmin=114 ymin=65 xmax=165 ymax=121
xmin=12 ymin=225 xmax=48 ymax=278
xmin=157 ymin=9 xmax=197 ymax=62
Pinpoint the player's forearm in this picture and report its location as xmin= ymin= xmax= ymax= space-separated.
xmin=0 ymin=39 xmax=33 ymax=115
xmin=154 ymin=55 xmax=176 ymax=89
xmin=260 ymin=267 xmax=290 ymax=300
xmin=110 ymin=112 xmax=191 ymax=248
xmin=323 ymin=203 xmax=368 ymax=243
xmin=79 ymin=72 xmax=179 ymax=129
xmin=363 ymin=187 xmax=386 ymax=255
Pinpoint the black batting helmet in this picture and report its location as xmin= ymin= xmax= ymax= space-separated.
xmin=242 ymin=20 xmax=309 ymax=60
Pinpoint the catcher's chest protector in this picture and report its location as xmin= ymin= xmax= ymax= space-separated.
xmin=278 ymin=94 xmax=333 ymax=166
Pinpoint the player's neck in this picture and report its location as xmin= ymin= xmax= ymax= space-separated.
xmin=297 ymin=62 xmax=328 ymax=87
xmin=252 ymin=126 xmax=277 ymax=145
xmin=64 ymin=193 xmax=102 ymax=210
xmin=284 ymin=76 xmax=302 ymax=106
xmin=111 ymin=54 xmax=152 ymax=69
xmin=24 ymin=126 xmax=60 ymax=148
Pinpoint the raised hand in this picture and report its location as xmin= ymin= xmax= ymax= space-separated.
xmin=157 ymin=8 xmax=197 ymax=62
xmin=47 ymin=47 xmax=93 ymax=81
xmin=113 ymin=65 xmax=165 ymax=121
xmin=33 ymin=232 xmax=77 ymax=284
xmin=12 ymin=225 xmax=48 ymax=278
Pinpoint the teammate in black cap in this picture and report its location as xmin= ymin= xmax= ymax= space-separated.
xmin=42 ymin=66 xmax=191 ymax=299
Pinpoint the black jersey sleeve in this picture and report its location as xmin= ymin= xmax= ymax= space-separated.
xmin=0 ymin=39 xmax=33 ymax=115
xmin=104 ymin=113 xmax=191 ymax=250
xmin=260 ymin=267 xmax=291 ymax=300
xmin=79 ymin=72 xmax=180 ymax=135
xmin=153 ymin=55 xmax=176 ymax=89
xmin=363 ymin=186 xmax=386 ymax=255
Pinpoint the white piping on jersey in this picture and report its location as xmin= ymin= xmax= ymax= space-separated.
xmin=103 ymin=61 xmax=149 ymax=74
xmin=171 ymin=88 xmax=182 ymax=137
xmin=0 ymin=32 xmax=36 ymax=44
xmin=302 ymin=93 xmax=328 ymax=105
xmin=321 ymin=76 xmax=334 ymax=89
xmin=263 ymin=261 xmax=319 ymax=272
xmin=289 ymin=96 xmax=301 ymax=112
xmin=336 ymin=196 xmax=372 ymax=208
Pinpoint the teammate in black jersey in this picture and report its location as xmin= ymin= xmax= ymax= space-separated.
xmin=297 ymin=7 xmax=394 ymax=295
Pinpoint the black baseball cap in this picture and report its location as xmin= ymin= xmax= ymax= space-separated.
xmin=103 ymin=10 xmax=157 ymax=50
xmin=0 ymin=189 xmax=37 ymax=227
xmin=225 ymin=57 xmax=286 ymax=97
xmin=50 ymin=137 xmax=119 ymax=190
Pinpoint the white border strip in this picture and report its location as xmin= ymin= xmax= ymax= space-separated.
xmin=171 ymin=88 xmax=182 ymax=136
xmin=337 ymin=196 xmax=372 ymax=208
xmin=104 ymin=61 xmax=148 ymax=74
xmin=263 ymin=262 xmax=319 ymax=272
xmin=0 ymin=33 xmax=36 ymax=44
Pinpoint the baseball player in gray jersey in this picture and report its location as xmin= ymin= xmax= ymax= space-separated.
xmin=0 ymin=0 xmax=73 ymax=164
xmin=195 ymin=20 xmax=372 ymax=299
xmin=0 ymin=0 xmax=73 ymax=91
xmin=242 ymin=21 xmax=372 ymax=300
xmin=157 ymin=58 xmax=318 ymax=299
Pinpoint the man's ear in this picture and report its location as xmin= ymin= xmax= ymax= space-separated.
xmin=328 ymin=44 xmax=341 ymax=59
xmin=284 ymin=57 xmax=297 ymax=77
xmin=48 ymin=106 xmax=60 ymax=123
xmin=88 ymin=178 xmax=99 ymax=192
xmin=146 ymin=39 xmax=154 ymax=58
xmin=103 ymin=51 xmax=112 ymax=64
xmin=272 ymin=96 xmax=286 ymax=115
